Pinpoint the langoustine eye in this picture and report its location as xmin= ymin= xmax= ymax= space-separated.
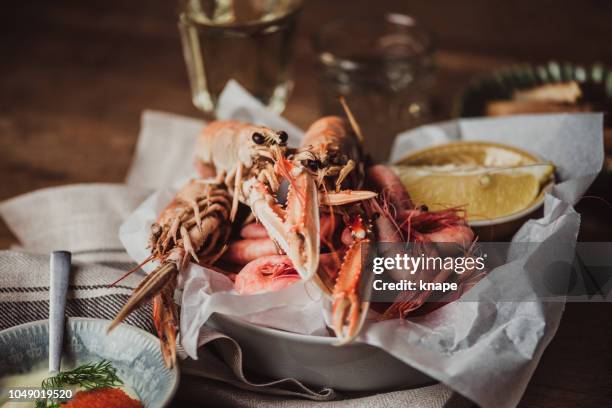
xmin=277 ymin=131 xmax=288 ymax=145
xmin=252 ymin=132 xmax=265 ymax=144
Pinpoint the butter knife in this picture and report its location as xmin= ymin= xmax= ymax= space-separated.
xmin=49 ymin=250 xmax=71 ymax=374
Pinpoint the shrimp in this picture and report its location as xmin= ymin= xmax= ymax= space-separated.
xmin=365 ymin=164 xmax=480 ymax=320
xmin=234 ymin=255 xmax=300 ymax=295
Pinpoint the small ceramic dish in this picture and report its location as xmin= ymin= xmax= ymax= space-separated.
xmin=0 ymin=318 xmax=178 ymax=408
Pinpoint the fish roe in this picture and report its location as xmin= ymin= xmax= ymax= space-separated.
xmin=62 ymin=387 xmax=142 ymax=408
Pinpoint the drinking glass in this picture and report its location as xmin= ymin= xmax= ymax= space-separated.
xmin=178 ymin=0 xmax=303 ymax=117
xmin=314 ymin=14 xmax=435 ymax=162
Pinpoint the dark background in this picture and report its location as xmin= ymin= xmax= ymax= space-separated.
xmin=1 ymin=1 xmax=611 ymax=406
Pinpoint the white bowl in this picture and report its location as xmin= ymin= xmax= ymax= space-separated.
xmin=206 ymin=313 xmax=434 ymax=392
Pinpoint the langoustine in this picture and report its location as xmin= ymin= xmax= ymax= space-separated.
xmin=111 ymin=119 xmax=322 ymax=367
xmin=194 ymin=120 xmax=321 ymax=281
xmin=290 ymin=111 xmax=377 ymax=344
xmin=109 ymin=180 xmax=232 ymax=368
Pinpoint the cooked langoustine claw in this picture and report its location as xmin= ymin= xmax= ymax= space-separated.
xmin=194 ymin=120 xmax=320 ymax=281
xmin=329 ymin=213 xmax=371 ymax=345
xmin=109 ymin=179 xmax=232 ymax=368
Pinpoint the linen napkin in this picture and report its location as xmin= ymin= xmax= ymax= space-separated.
xmin=0 ymin=250 xmax=153 ymax=332
xmin=0 ymin=121 xmax=469 ymax=407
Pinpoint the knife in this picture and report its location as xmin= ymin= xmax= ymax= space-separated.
xmin=49 ymin=250 xmax=71 ymax=375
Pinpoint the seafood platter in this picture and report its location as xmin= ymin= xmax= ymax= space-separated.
xmin=113 ymin=103 xmax=491 ymax=365
xmin=112 ymin=88 xmax=601 ymax=404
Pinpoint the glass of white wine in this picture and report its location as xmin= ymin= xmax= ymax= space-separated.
xmin=178 ymin=0 xmax=303 ymax=118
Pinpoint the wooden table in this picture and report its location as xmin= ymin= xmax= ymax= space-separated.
xmin=1 ymin=1 xmax=611 ymax=406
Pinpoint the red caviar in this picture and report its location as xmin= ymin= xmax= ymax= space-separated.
xmin=62 ymin=387 xmax=142 ymax=408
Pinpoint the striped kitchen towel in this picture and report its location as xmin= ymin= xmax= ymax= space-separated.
xmin=0 ymin=183 xmax=155 ymax=332
xmin=0 ymin=250 xmax=153 ymax=332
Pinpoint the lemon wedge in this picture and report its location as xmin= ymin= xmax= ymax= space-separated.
xmin=393 ymin=164 xmax=554 ymax=221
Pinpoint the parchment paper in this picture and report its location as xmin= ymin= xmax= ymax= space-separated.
xmin=120 ymin=80 xmax=603 ymax=408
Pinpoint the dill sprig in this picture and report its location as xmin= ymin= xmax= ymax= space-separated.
xmin=42 ymin=360 xmax=122 ymax=390
xmin=35 ymin=360 xmax=123 ymax=408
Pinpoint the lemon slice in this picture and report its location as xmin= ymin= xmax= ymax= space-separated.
xmin=393 ymin=164 xmax=554 ymax=221
xmin=397 ymin=141 xmax=540 ymax=168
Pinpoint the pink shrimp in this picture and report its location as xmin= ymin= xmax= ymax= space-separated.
xmin=225 ymin=215 xmax=340 ymax=266
xmin=366 ymin=165 xmax=474 ymax=249
xmin=364 ymin=164 xmax=482 ymax=320
xmin=222 ymin=238 xmax=279 ymax=265
xmin=366 ymin=164 xmax=413 ymax=214
xmin=240 ymin=222 xmax=269 ymax=239
xmin=398 ymin=207 xmax=475 ymax=255
xmin=234 ymin=255 xmax=300 ymax=295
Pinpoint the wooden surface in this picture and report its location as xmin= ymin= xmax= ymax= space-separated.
xmin=1 ymin=1 xmax=611 ymax=406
